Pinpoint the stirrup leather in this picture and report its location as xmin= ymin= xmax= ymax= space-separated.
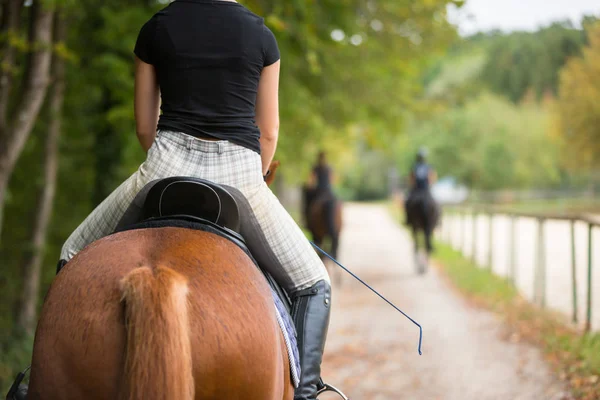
xmin=317 ymin=379 xmax=349 ymax=399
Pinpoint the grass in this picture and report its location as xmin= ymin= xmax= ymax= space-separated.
xmin=434 ymin=244 xmax=517 ymax=306
xmin=433 ymin=242 xmax=600 ymax=399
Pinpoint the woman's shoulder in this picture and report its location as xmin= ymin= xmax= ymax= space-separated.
xmin=141 ymin=2 xmax=173 ymax=26
xmin=235 ymin=5 xmax=272 ymax=31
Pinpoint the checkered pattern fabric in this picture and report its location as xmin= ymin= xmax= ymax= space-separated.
xmin=61 ymin=131 xmax=329 ymax=291
xmin=61 ymin=130 xmax=329 ymax=291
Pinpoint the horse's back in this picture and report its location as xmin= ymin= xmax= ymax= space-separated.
xmin=29 ymin=227 xmax=291 ymax=400
xmin=407 ymin=190 xmax=439 ymax=231
xmin=307 ymin=191 xmax=342 ymax=236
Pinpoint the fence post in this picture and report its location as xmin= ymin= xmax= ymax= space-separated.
xmin=458 ymin=211 xmax=463 ymax=252
xmin=534 ymin=218 xmax=546 ymax=308
xmin=463 ymin=210 xmax=469 ymax=255
xmin=510 ymin=216 xmax=517 ymax=285
xmin=445 ymin=213 xmax=449 ymax=245
xmin=454 ymin=213 xmax=459 ymax=250
xmin=471 ymin=211 xmax=477 ymax=263
xmin=585 ymin=223 xmax=593 ymax=332
xmin=571 ymin=220 xmax=578 ymax=324
xmin=487 ymin=213 xmax=494 ymax=270
xmin=447 ymin=214 xmax=451 ymax=242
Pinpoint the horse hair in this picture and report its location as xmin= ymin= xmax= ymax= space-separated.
xmin=119 ymin=266 xmax=194 ymax=400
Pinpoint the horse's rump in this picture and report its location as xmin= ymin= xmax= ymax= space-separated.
xmin=303 ymin=190 xmax=341 ymax=235
xmin=28 ymin=227 xmax=292 ymax=400
xmin=310 ymin=195 xmax=337 ymax=232
xmin=406 ymin=190 xmax=439 ymax=232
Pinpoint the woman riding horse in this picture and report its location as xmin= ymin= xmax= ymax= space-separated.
xmin=303 ymin=152 xmax=342 ymax=261
xmin=28 ymin=1 xmax=335 ymax=398
xmin=404 ymin=148 xmax=438 ymax=254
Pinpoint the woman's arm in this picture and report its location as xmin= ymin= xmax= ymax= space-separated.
xmin=134 ymin=56 xmax=160 ymax=153
xmin=307 ymin=169 xmax=317 ymax=188
xmin=256 ymin=60 xmax=281 ymax=176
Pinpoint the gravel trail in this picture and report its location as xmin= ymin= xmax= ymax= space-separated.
xmin=320 ymin=203 xmax=570 ymax=400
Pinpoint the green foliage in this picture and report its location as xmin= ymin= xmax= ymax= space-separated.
xmin=393 ymin=93 xmax=560 ymax=190
xmin=382 ymin=19 xmax=600 ymax=193
xmin=241 ymin=0 xmax=458 ymax=181
xmin=340 ymin=148 xmax=392 ymax=201
xmin=554 ymin=23 xmax=600 ymax=170
xmin=480 ymin=22 xmax=589 ymax=103
xmin=434 ymin=241 xmax=518 ymax=304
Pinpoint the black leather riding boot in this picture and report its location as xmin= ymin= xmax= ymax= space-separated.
xmin=56 ymin=259 xmax=67 ymax=274
xmin=291 ymin=280 xmax=331 ymax=400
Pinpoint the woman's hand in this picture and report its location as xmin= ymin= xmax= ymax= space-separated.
xmin=134 ymin=56 xmax=160 ymax=152
xmin=264 ymin=160 xmax=280 ymax=186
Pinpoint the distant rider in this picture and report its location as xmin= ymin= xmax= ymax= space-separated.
xmin=404 ymin=149 xmax=437 ymax=249
xmin=310 ymin=151 xmax=334 ymax=198
xmin=304 ymin=151 xmax=336 ymax=230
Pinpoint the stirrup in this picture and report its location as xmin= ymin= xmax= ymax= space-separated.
xmin=317 ymin=380 xmax=349 ymax=400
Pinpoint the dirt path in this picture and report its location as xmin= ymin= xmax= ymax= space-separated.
xmin=320 ymin=203 xmax=570 ymax=400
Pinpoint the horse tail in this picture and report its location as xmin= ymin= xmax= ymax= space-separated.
xmin=119 ymin=266 xmax=194 ymax=400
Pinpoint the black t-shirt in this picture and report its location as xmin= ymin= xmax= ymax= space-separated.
xmin=313 ymin=164 xmax=332 ymax=192
xmin=134 ymin=0 xmax=280 ymax=154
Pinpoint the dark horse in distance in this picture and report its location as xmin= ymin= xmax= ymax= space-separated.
xmin=404 ymin=150 xmax=440 ymax=274
xmin=302 ymin=185 xmax=343 ymax=282
xmin=301 ymin=152 xmax=343 ymax=283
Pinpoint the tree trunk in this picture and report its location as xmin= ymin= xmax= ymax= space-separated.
xmin=0 ymin=1 xmax=54 ymax=240
xmin=15 ymin=11 xmax=64 ymax=335
xmin=0 ymin=0 xmax=23 ymax=128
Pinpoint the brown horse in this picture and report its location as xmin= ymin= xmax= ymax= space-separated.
xmin=302 ymin=186 xmax=343 ymax=283
xmin=27 ymin=186 xmax=293 ymax=398
xmin=404 ymin=190 xmax=440 ymax=274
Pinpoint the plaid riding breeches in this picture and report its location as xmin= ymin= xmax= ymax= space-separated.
xmin=60 ymin=130 xmax=330 ymax=293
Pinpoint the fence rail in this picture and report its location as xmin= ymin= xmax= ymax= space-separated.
xmin=439 ymin=205 xmax=598 ymax=332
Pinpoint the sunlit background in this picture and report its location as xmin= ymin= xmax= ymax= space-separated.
xmin=1 ymin=0 xmax=600 ymax=397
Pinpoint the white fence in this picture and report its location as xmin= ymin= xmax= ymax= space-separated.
xmin=439 ymin=208 xmax=600 ymax=332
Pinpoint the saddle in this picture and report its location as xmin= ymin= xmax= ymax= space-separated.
xmin=113 ymin=176 xmax=305 ymax=386
xmin=115 ymin=177 xmax=346 ymax=397
xmin=114 ymin=177 xmax=290 ymax=309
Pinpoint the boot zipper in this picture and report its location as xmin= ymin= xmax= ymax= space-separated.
xmin=292 ymin=296 xmax=308 ymax=352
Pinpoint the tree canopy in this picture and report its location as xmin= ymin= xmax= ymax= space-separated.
xmin=366 ymin=17 xmax=600 ymax=197
xmin=554 ymin=23 xmax=600 ymax=170
xmin=480 ymin=22 xmax=588 ymax=103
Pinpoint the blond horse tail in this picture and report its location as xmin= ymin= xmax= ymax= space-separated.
xmin=119 ymin=266 xmax=194 ymax=400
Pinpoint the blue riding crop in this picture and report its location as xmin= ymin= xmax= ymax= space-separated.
xmin=310 ymin=242 xmax=423 ymax=355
